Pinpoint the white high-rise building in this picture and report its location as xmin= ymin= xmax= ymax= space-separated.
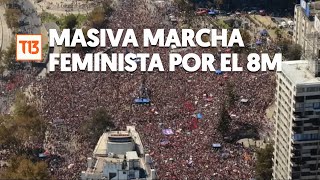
xmin=293 ymin=0 xmax=320 ymax=59
xmin=273 ymin=60 xmax=320 ymax=180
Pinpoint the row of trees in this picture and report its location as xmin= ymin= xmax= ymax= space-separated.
xmin=1 ymin=156 xmax=50 ymax=180
xmin=255 ymin=143 xmax=274 ymax=180
xmin=0 ymin=92 xmax=50 ymax=179
xmin=0 ymin=92 xmax=116 ymax=178
xmin=4 ymin=8 xmax=21 ymax=31
xmin=0 ymin=39 xmax=17 ymax=73
xmin=215 ymin=81 xmax=274 ymax=180
xmin=217 ymin=81 xmax=236 ymax=136
xmin=0 ymin=92 xmax=46 ymax=151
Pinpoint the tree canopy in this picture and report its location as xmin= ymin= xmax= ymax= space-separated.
xmin=0 ymin=156 xmax=50 ymax=180
xmin=226 ymin=81 xmax=237 ymax=107
xmin=277 ymin=40 xmax=302 ymax=60
xmin=0 ymin=92 xmax=46 ymax=149
xmin=0 ymin=39 xmax=18 ymax=71
xmin=63 ymin=14 xmax=78 ymax=30
xmin=218 ymin=102 xmax=232 ymax=136
xmin=81 ymin=108 xmax=115 ymax=143
xmin=87 ymin=0 xmax=113 ymax=28
xmin=255 ymin=143 xmax=274 ymax=180
xmin=87 ymin=7 xmax=106 ymax=28
xmin=4 ymin=8 xmax=21 ymax=31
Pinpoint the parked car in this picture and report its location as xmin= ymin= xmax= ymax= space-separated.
xmin=248 ymin=10 xmax=257 ymax=15
xmin=195 ymin=8 xmax=209 ymax=15
xmin=279 ymin=21 xmax=287 ymax=28
xmin=219 ymin=10 xmax=227 ymax=16
xmin=259 ymin=10 xmax=266 ymax=16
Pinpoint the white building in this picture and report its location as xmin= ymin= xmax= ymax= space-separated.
xmin=81 ymin=126 xmax=157 ymax=180
xmin=293 ymin=0 xmax=320 ymax=58
xmin=273 ymin=60 xmax=320 ymax=180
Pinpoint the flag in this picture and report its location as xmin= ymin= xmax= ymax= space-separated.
xmin=190 ymin=118 xmax=198 ymax=130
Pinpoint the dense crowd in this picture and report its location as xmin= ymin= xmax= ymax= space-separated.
xmin=0 ymin=0 xmax=276 ymax=179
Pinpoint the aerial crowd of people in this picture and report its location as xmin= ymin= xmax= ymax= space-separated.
xmin=0 ymin=0 xmax=276 ymax=179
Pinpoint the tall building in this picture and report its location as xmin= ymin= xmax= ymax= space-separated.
xmin=81 ymin=126 xmax=157 ymax=180
xmin=293 ymin=0 xmax=320 ymax=58
xmin=273 ymin=60 xmax=320 ymax=179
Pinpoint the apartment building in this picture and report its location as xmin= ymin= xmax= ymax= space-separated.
xmin=273 ymin=60 xmax=320 ymax=180
xmin=293 ymin=0 xmax=320 ymax=58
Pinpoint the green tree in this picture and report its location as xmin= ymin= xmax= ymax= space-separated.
xmin=285 ymin=44 xmax=302 ymax=60
xmin=226 ymin=81 xmax=236 ymax=107
xmin=88 ymin=7 xmax=106 ymax=28
xmin=102 ymin=0 xmax=113 ymax=16
xmin=275 ymin=28 xmax=282 ymax=39
xmin=12 ymin=92 xmax=46 ymax=143
xmin=1 ymin=39 xmax=17 ymax=70
xmin=82 ymin=108 xmax=115 ymax=142
xmin=13 ymin=92 xmax=41 ymax=118
xmin=0 ymin=156 xmax=50 ymax=180
xmin=4 ymin=8 xmax=21 ymax=30
xmin=63 ymin=14 xmax=78 ymax=30
xmin=240 ymin=29 xmax=251 ymax=46
xmin=255 ymin=143 xmax=274 ymax=180
xmin=0 ymin=115 xmax=19 ymax=147
xmin=218 ymin=102 xmax=232 ymax=135
xmin=40 ymin=11 xmax=59 ymax=24
xmin=0 ymin=92 xmax=46 ymax=149
xmin=277 ymin=40 xmax=302 ymax=60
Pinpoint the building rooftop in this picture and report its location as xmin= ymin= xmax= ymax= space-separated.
xmin=93 ymin=133 xmax=108 ymax=156
xmin=81 ymin=126 xmax=157 ymax=180
xmin=281 ymin=60 xmax=320 ymax=85
xmin=126 ymin=151 xmax=139 ymax=160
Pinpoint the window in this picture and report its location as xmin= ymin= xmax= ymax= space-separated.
xmin=306 ymin=95 xmax=320 ymax=100
xmin=295 ymin=96 xmax=304 ymax=102
xmin=296 ymin=103 xmax=304 ymax=108
xmin=305 ymin=111 xmax=314 ymax=115
xmin=314 ymin=102 xmax=320 ymax=109
xmin=304 ymin=103 xmax=313 ymax=108
xmin=294 ymin=133 xmax=320 ymax=141
xmin=306 ymin=87 xmax=320 ymax=92
xmin=297 ymin=87 xmax=305 ymax=93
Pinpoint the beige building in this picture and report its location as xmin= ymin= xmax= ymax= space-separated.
xmin=293 ymin=1 xmax=320 ymax=59
xmin=81 ymin=126 xmax=157 ymax=180
xmin=273 ymin=60 xmax=320 ymax=180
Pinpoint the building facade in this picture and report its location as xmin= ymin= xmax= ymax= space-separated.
xmin=273 ymin=60 xmax=320 ymax=180
xmin=293 ymin=0 xmax=320 ymax=59
xmin=81 ymin=126 xmax=157 ymax=180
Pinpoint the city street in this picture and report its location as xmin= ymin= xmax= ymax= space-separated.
xmin=0 ymin=6 xmax=12 ymax=52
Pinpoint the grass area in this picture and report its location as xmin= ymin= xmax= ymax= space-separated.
xmin=40 ymin=11 xmax=59 ymax=24
xmin=216 ymin=19 xmax=230 ymax=29
xmin=40 ymin=12 xmax=87 ymax=29
xmin=76 ymin=14 xmax=88 ymax=28
xmin=43 ymin=44 xmax=49 ymax=53
xmin=42 ymin=44 xmax=49 ymax=58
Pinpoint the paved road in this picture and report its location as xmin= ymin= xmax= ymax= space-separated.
xmin=0 ymin=6 xmax=12 ymax=52
xmin=17 ymin=0 xmax=42 ymax=34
